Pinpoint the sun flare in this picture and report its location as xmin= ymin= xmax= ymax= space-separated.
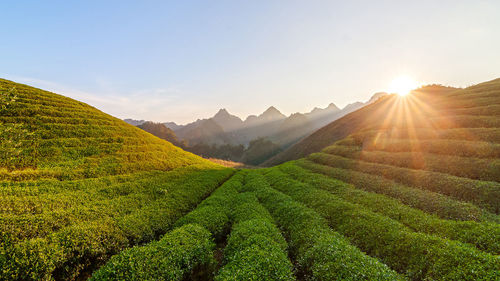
xmin=389 ymin=76 xmax=419 ymax=96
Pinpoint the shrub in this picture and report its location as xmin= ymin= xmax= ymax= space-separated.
xmin=323 ymin=145 xmax=500 ymax=182
xmin=297 ymin=159 xmax=498 ymax=222
xmin=309 ymin=152 xmax=500 ymax=213
xmin=89 ymin=224 xmax=216 ymax=281
xmin=240 ymin=171 xmax=403 ymax=281
xmin=279 ymin=161 xmax=500 ymax=254
xmin=263 ymin=168 xmax=500 ymax=280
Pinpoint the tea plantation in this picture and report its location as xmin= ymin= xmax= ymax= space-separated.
xmin=1 ymin=78 xmax=500 ymax=280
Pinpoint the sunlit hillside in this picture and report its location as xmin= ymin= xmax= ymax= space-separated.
xmin=265 ymin=80 xmax=499 ymax=165
xmin=0 ymin=79 xmax=233 ymax=280
xmin=1 ymin=78 xmax=499 ymax=280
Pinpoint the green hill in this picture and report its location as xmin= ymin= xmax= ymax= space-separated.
xmin=2 ymin=78 xmax=500 ymax=281
xmin=0 ymin=78 xmax=212 ymax=180
xmin=0 ymin=79 xmax=234 ymax=280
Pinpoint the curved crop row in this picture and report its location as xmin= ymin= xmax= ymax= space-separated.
xmin=263 ymin=168 xmax=500 ymax=280
xmin=297 ymin=159 xmax=498 ymax=222
xmin=345 ymin=127 xmax=500 ymax=144
xmin=323 ymin=145 xmax=500 ymax=182
xmin=216 ymin=192 xmax=295 ymax=280
xmin=279 ymin=161 xmax=500 ymax=254
xmin=90 ymin=172 xmax=245 ymax=280
xmin=339 ymin=134 xmax=500 ymax=158
xmin=89 ymin=224 xmax=216 ymax=281
xmin=440 ymin=104 xmax=500 ymax=116
xmin=309 ymin=152 xmax=500 ymax=213
xmin=430 ymin=115 xmax=500 ymax=129
xmin=242 ymin=171 xmax=403 ymax=281
xmin=0 ymin=167 xmax=233 ymax=281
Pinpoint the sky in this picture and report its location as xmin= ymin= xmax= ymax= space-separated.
xmin=1 ymin=0 xmax=499 ymax=124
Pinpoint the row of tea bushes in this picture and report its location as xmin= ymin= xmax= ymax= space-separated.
xmin=279 ymin=162 xmax=500 ymax=254
xmin=215 ymin=191 xmax=294 ymax=280
xmin=263 ymin=168 xmax=500 ymax=280
xmin=297 ymin=159 xmax=498 ymax=222
xmin=242 ymin=171 xmax=403 ymax=281
xmin=309 ymin=152 xmax=500 ymax=213
xmin=1 ymin=167 xmax=234 ymax=280
xmin=323 ymin=145 xmax=500 ymax=182
xmin=90 ymin=172 xmax=245 ymax=281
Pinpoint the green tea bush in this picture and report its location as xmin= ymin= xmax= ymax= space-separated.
xmin=241 ymin=171 xmax=403 ymax=281
xmin=1 ymin=167 xmax=233 ymax=280
xmin=90 ymin=171 xmax=244 ymax=280
xmin=89 ymin=224 xmax=216 ymax=281
xmin=216 ymin=191 xmax=294 ymax=281
xmin=309 ymin=153 xmax=500 ymax=213
xmin=297 ymin=159 xmax=498 ymax=222
xmin=347 ymin=127 xmax=500 ymax=144
xmin=263 ymin=168 xmax=500 ymax=280
xmin=279 ymin=162 xmax=500 ymax=254
xmin=323 ymin=145 xmax=500 ymax=182
xmin=343 ymin=134 xmax=500 ymax=158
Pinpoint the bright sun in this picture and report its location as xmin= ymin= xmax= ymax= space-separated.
xmin=389 ymin=76 xmax=419 ymax=96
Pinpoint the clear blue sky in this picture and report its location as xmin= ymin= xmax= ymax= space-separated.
xmin=2 ymin=0 xmax=499 ymax=123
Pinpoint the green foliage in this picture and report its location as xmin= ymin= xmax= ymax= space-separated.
xmin=240 ymin=138 xmax=283 ymax=165
xmin=263 ymin=168 xmax=500 ymax=280
xmin=241 ymin=171 xmax=403 ymax=281
xmin=1 ymin=166 xmax=233 ymax=280
xmin=0 ymin=79 xmax=210 ymax=180
xmin=0 ymin=87 xmax=18 ymax=111
xmin=297 ymin=159 xmax=498 ymax=222
xmin=91 ymin=171 xmax=244 ymax=280
xmin=323 ymin=144 xmax=500 ymax=182
xmin=0 ymin=87 xmax=38 ymax=170
xmin=216 ymin=191 xmax=294 ymax=281
xmin=343 ymin=131 xmax=500 ymax=158
xmin=279 ymin=161 xmax=500 ymax=254
xmin=89 ymin=224 xmax=216 ymax=281
xmin=309 ymin=152 xmax=500 ymax=213
xmin=137 ymin=121 xmax=186 ymax=148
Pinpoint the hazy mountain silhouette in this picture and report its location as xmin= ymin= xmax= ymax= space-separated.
xmin=126 ymin=92 xmax=387 ymax=150
xmin=124 ymin=118 xmax=147 ymax=126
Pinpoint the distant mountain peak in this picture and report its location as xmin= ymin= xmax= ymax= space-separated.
xmin=261 ymin=106 xmax=285 ymax=118
xmin=212 ymin=108 xmax=243 ymax=131
xmin=327 ymin=103 xmax=340 ymax=110
xmin=214 ymin=108 xmax=230 ymax=117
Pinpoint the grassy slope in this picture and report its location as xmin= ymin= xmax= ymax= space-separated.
xmin=254 ymin=78 xmax=500 ymax=280
xmin=0 ymin=79 xmax=233 ymax=280
xmin=3 ymin=77 xmax=500 ymax=281
xmin=263 ymin=83 xmax=470 ymax=166
xmin=0 ymin=78 xmax=210 ymax=180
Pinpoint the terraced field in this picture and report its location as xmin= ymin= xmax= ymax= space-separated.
xmin=0 ymin=79 xmax=234 ymax=280
xmin=1 ymin=78 xmax=500 ymax=280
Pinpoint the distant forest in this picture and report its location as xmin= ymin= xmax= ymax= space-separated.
xmin=137 ymin=121 xmax=282 ymax=165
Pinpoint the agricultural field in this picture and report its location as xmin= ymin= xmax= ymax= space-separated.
xmin=0 ymin=79 xmax=234 ymax=280
xmin=1 ymin=77 xmax=500 ymax=281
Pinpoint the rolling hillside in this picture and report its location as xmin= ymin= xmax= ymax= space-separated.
xmin=263 ymin=84 xmax=461 ymax=166
xmin=91 ymin=78 xmax=499 ymax=280
xmin=0 ymin=79 xmax=234 ymax=280
xmin=2 ymin=78 xmax=500 ymax=281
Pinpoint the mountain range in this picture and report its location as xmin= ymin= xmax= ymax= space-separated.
xmin=125 ymin=92 xmax=387 ymax=149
